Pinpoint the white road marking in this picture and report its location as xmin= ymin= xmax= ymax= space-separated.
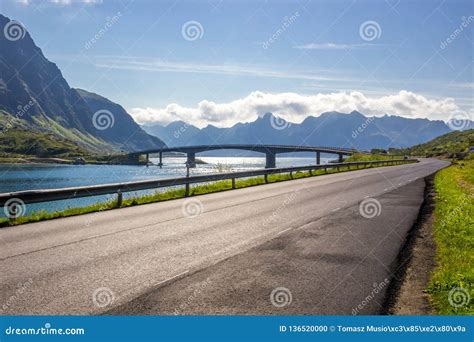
xmin=154 ymin=270 xmax=190 ymax=287
xmin=276 ymin=228 xmax=292 ymax=236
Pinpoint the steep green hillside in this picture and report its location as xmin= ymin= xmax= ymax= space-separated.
xmin=396 ymin=129 xmax=473 ymax=158
xmin=0 ymin=129 xmax=90 ymax=158
xmin=0 ymin=14 xmax=165 ymax=154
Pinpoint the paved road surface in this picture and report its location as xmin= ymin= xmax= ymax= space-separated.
xmin=0 ymin=158 xmax=449 ymax=315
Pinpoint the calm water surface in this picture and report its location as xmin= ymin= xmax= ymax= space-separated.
xmin=0 ymin=156 xmax=329 ymax=216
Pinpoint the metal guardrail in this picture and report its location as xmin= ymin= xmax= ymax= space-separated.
xmin=0 ymin=159 xmax=417 ymax=213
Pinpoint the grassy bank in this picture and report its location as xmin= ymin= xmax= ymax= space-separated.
xmin=0 ymin=160 xmax=409 ymax=228
xmin=344 ymin=153 xmax=400 ymax=162
xmin=426 ymin=157 xmax=473 ymax=314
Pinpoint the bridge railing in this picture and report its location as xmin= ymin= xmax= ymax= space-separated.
xmin=0 ymin=159 xmax=417 ymax=215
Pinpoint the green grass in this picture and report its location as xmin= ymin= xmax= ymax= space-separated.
xmin=0 ymin=129 xmax=90 ymax=158
xmin=344 ymin=152 xmax=400 ymax=162
xmin=394 ymin=129 xmax=474 ymax=158
xmin=426 ymin=157 xmax=474 ymax=314
xmin=0 ymin=160 xmax=411 ymax=228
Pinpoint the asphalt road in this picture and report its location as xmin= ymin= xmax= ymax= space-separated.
xmin=0 ymin=158 xmax=449 ymax=315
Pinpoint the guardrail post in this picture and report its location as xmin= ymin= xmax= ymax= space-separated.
xmin=289 ymin=171 xmax=293 ymax=179
xmin=232 ymin=178 xmax=235 ymax=189
xmin=116 ymin=190 xmax=123 ymax=207
xmin=7 ymin=202 xmax=18 ymax=221
xmin=309 ymin=169 xmax=313 ymax=176
xmin=264 ymin=174 xmax=268 ymax=183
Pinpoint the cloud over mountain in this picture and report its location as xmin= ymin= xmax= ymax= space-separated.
xmin=130 ymin=90 xmax=469 ymax=128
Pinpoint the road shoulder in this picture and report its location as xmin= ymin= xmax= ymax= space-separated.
xmin=385 ymin=176 xmax=436 ymax=315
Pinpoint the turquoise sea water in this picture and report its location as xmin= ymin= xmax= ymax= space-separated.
xmin=0 ymin=156 xmax=329 ymax=216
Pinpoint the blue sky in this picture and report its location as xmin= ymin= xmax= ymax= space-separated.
xmin=1 ymin=0 xmax=472 ymax=127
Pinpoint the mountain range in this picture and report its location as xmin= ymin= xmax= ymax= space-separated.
xmin=0 ymin=14 xmax=164 ymax=154
xmin=142 ymin=111 xmax=461 ymax=155
xmin=1 ymin=13 xmax=470 ymax=158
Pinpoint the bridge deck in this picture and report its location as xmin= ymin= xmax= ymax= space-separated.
xmin=130 ymin=144 xmax=358 ymax=155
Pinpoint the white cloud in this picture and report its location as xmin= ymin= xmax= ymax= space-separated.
xmin=92 ymin=56 xmax=346 ymax=83
xmin=130 ymin=90 xmax=470 ymax=128
xmin=15 ymin=0 xmax=102 ymax=5
xmin=295 ymin=43 xmax=379 ymax=50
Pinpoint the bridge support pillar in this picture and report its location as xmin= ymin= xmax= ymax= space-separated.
xmin=338 ymin=153 xmax=344 ymax=163
xmin=316 ymin=151 xmax=321 ymax=165
xmin=158 ymin=151 xmax=163 ymax=168
xmin=265 ymin=152 xmax=276 ymax=169
xmin=187 ymin=152 xmax=196 ymax=168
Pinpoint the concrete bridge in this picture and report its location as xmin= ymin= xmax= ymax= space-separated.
xmin=127 ymin=144 xmax=358 ymax=168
